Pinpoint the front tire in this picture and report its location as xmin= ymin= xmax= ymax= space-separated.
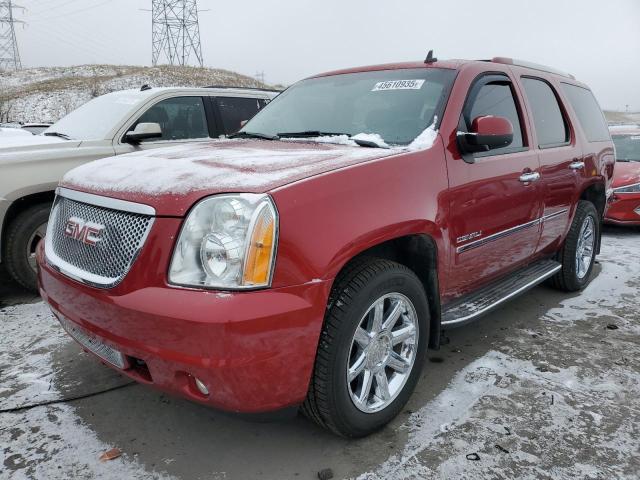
xmin=3 ymin=203 xmax=51 ymax=292
xmin=550 ymin=200 xmax=599 ymax=292
xmin=302 ymin=258 xmax=429 ymax=437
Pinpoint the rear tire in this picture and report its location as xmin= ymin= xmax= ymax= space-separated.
xmin=3 ymin=203 xmax=51 ymax=292
xmin=550 ymin=200 xmax=599 ymax=292
xmin=302 ymin=258 xmax=429 ymax=437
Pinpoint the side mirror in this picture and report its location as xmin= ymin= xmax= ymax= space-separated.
xmin=125 ymin=122 xmax=162 ymax=144
xmin=457 ymin=115 xmax=514 ymax=162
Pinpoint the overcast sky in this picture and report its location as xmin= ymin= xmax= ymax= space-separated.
xmin=13 ymin=0 xmax=640 ymax=111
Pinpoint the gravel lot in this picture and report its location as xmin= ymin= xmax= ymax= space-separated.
xmin=1 ymin=227 xmax=639 ymax=480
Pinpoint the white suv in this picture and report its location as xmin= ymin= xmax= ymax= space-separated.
xmin=0 ymin=86 xmax=278 ymax=290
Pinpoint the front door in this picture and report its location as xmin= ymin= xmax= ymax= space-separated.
xmin=113 ymin=96 xmax=214 ymax=155
xmin=445 ymin=73 xmax=543 ymax=297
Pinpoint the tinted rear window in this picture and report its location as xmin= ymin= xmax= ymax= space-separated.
xmin=561 ymin=84 xmax=609 ymax=142
xmin=522 ymin=78 xmax=568 ymax=148
xmin=216 ymin=97 xmax=269 ymax=134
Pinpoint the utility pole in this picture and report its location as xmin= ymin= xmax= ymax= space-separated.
xmin=151 ymin=0 xmax=203 ymax=67
xmin=255 ymin=71 xmax=265 ymax=84
xmin=0 ymin=0 xmax=23 ymax=71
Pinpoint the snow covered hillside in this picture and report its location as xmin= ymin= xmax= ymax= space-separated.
xmin=0 ymin=64 xmax=272 ymax=123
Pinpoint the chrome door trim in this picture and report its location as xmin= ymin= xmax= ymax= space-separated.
xmin=456 ymin=209 xmax=568 ymax=254
xmin=56 ymin=187 xmax=156 ymax=215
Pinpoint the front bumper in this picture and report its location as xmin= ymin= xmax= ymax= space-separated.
xmin=38 ymin=244 xmax=331 ymax=413
xmin=604 ymin=193 xmax=640 ymax=226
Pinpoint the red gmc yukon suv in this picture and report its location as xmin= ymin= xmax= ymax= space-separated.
xmin=37 ymin=56 xmax=615 ymax=437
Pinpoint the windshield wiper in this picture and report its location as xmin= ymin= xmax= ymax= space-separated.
xmin=228 ymin=131 xmax=279 ymax=140
xmin=43 ymin=131 xmax=72 ymax=140
xmin=277 ymin=131 xmax=350 ymax=138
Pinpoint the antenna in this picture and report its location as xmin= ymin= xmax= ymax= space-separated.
xmin=0 ymin=0 xmax=23 ymax=71
xmin=151 ymin=0 xmax=203 ymax=67
xmin=424 ymin=49 xmax=437 ymax=64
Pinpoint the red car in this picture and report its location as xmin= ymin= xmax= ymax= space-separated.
xmin=38 ymin=56 xmax=614 ymax=437
xmin=606 ymin=125 xmax=640 ymax=226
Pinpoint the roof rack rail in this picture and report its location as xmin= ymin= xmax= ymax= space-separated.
xmin=203 ymin=85 xmax=282 ymax=93
xmin=489 ymin=57 xmax=575 ymax=79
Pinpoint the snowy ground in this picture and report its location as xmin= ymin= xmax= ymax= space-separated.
xmin=1 ymin=227 xmax=639 ymax=479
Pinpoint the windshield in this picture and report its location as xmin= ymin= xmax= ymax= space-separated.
xmin=241 ymin=68 xmax=456 ymax=146
xmin=612 ymin=134 xmax=640 ymax=161
xmin=44 ymin=91 xmax=147 ymax=140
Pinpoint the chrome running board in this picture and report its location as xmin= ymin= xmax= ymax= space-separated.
xmin=441 ymin=259 xmax=561 ymax=328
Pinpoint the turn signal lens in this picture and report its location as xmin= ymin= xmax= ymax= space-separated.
xmin=242 ymin=202 xmax=277 ymax=286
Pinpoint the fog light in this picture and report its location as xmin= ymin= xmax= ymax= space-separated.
xmin=194 ymin=377 xmax=209 ymax=396
xmin=634 ymin=205 xmax=640 ymax=217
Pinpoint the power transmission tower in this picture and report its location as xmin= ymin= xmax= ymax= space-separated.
xmin=152 ymin=0 xmax=203 ymax=67
xmin=0 ymin=0 xmax=23 ymax=71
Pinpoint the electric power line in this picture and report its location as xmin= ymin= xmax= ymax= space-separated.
xmin=0 ymin=0 xmax=23 ymax=70
xmin=152 ymin=0 xmax=203 ymax=67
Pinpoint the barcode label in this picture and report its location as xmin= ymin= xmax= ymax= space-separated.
xmin=372 ymin=79 xmax=425 ymax=91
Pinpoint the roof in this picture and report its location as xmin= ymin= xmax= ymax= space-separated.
xmin=109 ymin=86 xmax=278 ymax=98
xmin=311 ymin=57 xmax=579 ymax=83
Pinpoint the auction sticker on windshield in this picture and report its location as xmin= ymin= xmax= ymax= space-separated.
xmin=372 ymin=79 xmax=425 ymax=91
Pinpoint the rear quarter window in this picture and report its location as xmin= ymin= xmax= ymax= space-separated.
xmin=561 ymin=83 xmax=610 ymax=142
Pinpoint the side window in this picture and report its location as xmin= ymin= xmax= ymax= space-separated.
xmin=465 ymin=80 xmax=524 ymax=155
xmin=560 ymin=83 xmax=609 ymax=142
xmin=521 ymin=78 xmax=569 ymax=148
xmin=216 ymin=97 xmax=268 ymax=134
xmin=134 ymin=96 xmax=209 ymax=141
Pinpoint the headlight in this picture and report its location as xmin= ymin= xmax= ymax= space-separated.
xmin=613 ymin=182 xmax=640 ymax=194
xmin=169 ymin=194 xmax=278 ymax=289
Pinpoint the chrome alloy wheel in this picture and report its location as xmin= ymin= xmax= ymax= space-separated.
xmin=346 ymin=293 xmax=419 ymax=414
xmin=575 ymin=216 xmax=595 ymax=279
xmin=26 ymin=221 xmax=47 ymax=273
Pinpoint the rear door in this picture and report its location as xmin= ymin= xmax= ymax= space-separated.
xmin=445 ymin=71 xmax=543 ymax=296
xmin=212 ymin=96 xmax=270 ymax=135
xmin=517 ymin=75 xmax=578 ymax=253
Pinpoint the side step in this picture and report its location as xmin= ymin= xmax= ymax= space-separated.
xmin=441 ymin=259 xmax=561 ymax=328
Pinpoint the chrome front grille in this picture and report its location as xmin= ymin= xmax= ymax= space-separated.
xmin=45 ymin=189 xmax=154 ymax=288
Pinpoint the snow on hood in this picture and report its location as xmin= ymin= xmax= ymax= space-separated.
xmin=61 ymin=124 xmax=441 ymax=215
xmin=61 ymin=138 xmax=400 ymax=199
xmin=0 ymin=132 xmax=66 ymax=149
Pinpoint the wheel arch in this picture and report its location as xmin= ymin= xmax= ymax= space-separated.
xmin=1 ymin=190 xmax=55 ymax=260
xmin=578 ymin=181 xmax=606 ymax=254
xmin=329 ymin=232 xmax=443 ymax=350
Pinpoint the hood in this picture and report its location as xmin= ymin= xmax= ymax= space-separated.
xmin=612 ymin=161 xmax=640 ymax=189
xmin=0 ymin=135 xmax=80 ymax=157
xmin=61 ymin=139 xmax=401 ymax=216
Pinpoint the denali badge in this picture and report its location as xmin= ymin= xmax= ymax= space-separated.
xmin=63 ymin=216 xmax=105 ymax=246
xmin=456 ymin=231 xmax=482 ymax=244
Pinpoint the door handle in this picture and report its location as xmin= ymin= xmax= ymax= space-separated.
xmin=519 ymin=172 xmax=541 ymax=183
xmin=569 ymin=161 xmax=585 ymax=170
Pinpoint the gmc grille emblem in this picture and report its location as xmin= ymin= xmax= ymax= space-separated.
xmin=63 ymin=216 xmax=105 ymax=246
